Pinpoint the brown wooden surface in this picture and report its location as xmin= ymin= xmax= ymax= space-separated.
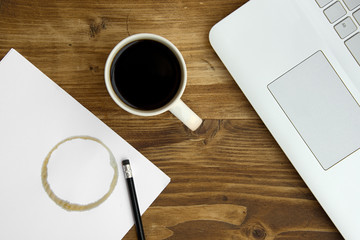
xmin=0 ymin=0 xmax=343 ymax=239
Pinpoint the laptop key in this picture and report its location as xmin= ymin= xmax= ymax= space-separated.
xmin=334 ymin=17 xmax=357 ymax=38
xmin=324 ymin=1 xmax=347 ymax=23
xmin=316 ymin=0 xmax=334 ymax=7
xmin=342 ymin=0 xmax=360 ymax=10
xmin=345 ymin=33 xmax=360 ymax=65
xmin=354 ymin=9 xmax=360 ymax=24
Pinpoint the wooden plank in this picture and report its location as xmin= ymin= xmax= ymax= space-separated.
xmin=110 ymin=119 xmax=341 ymax=239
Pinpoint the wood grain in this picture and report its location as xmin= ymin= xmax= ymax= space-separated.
xmin=0 ymin=0 xmax=343 ymax=239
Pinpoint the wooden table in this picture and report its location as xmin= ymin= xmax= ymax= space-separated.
xmin=0 ymin=0 xmax=343 ymax=239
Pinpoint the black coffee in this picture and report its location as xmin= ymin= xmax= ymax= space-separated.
xmin=110 ymin=40 xmax=182 ymax=110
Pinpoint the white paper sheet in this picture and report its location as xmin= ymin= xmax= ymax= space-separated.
xmin=0 ymin=49 xmax=170 ymax=239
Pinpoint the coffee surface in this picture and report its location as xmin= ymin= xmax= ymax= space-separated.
xmin=111 ymin=40 xmax=181 ymax=110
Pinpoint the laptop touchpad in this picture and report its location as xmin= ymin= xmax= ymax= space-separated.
xmin=268 ymin=51 xmax=360 ymax=170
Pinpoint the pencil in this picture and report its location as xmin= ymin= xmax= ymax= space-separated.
xmin=122 ymin=159 xmax=146 ymax=240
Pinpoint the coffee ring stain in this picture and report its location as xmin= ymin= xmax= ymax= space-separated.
xmin=41 ymin=136 xmax=118 ymax=211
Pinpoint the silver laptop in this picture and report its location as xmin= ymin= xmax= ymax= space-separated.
xmin=209 ymin=0 xmax=360 ymax=239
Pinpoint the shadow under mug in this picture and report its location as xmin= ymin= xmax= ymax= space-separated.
xmin=104 ymin=33 xmax=202 ymax=131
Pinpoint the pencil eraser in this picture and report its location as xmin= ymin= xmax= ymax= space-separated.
xmin=122 ymin=159 xmax=130 ymax=165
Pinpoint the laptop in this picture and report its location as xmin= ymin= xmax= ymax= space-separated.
xmin=209 ymin=0 xmax=360 ymax=239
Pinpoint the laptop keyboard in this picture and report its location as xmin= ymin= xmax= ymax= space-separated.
xmin=315 ymin=0 xmax=360 ymax=65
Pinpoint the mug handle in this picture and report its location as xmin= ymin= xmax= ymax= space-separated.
xmin=170 ymin=99 xmax=202 ymax=131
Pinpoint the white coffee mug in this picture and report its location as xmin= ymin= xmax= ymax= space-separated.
xmin=104 ymin=33 xmax=202 ymax=131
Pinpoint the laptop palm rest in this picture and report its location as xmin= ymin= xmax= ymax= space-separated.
xmin=268 ymin=51 xmax=360 ymax=170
